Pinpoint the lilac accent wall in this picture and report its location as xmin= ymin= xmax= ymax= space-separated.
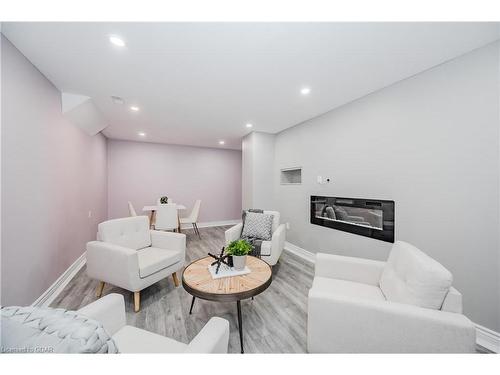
xmin=1 ymin=36 xmax=108 ymax=306
xmin=107 ymin=140 xmax=242 ymax=223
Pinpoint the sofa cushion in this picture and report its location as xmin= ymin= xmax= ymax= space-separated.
xmin=113 ymin=325 xmax=187 ymax=353
xmin=379 ymin=241 xmax=453 ymax=310
xmin=98 ymin=216 xmax=151 ymax=250
xmin=0 ymin=306 xmax=117 ymax=353
xmin=241 ymin=212 xmax=274 ymax=241
xmin=137 ymin=247 xmax=181 ymax=278
xmin=312 ymin=277 xmax=386 ymax=302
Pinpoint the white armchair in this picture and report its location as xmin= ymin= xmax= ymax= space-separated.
xmin=78 ymin=294 xmax=230 ymax=353
xmin=225 ymin=210 xmax=286 ymax=266
xmin=86 ymin=216 xmax=186 ymax=312
xmin=307 ymin=241 xmax=476 ymax=353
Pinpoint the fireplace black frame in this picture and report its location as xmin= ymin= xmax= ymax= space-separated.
xmin=310 ymin=196 xmax=395 ymax=243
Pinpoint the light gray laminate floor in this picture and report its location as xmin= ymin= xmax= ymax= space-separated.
xmin=51 ymin=226 xmax=314 ymax=353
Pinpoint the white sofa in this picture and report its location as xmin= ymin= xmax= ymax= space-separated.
xmin=86 ymin=216 xmax=186 ymax=312
xmin=307 ymin=241 xmax=476 ymax=353
xmin=78 ymin=293 xmax=230 ymax=353
xmin=225 ymin=210 xmax=286 ymax=266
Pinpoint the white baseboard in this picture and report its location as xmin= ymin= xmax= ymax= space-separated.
xmin=284 ymin=240 xmax=500 ymax=353
xmin=180 ymin=219 xmax=240 ymax=230
xmin=31 ymin=253 xmax=86 ymax=307
xmin=476 ymin=324 xmax=500 ymax=353
xmin=284 ymin=241 xmax=316 ymax=264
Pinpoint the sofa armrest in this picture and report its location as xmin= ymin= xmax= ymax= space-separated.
xmin=86 ymin=241 xmax=139 ymax=290
xmin=185 ymin=317 xmax=230 ymax=353
xmin=315 ymin=253 xmax=385 ymax=286
xmin=150 ymin=230 xmax=186 ymax=255
xmin=78 ymin=294 xmax=126 ymax=337
xmin=307 ymin=288 xmax=476 ymax=353
xmin=225 ymin=223 xmax=243 ymax=245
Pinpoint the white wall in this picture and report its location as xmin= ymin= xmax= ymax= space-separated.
xmin=241 ymin=131 xmax=276 ymax=210
xmin=107 ymin=140 xmax=242 ymax=222
xmin=1 ymin=35 xmax=108 ymax=306
xmin=272 ymin=42 xmax=500 ymax=331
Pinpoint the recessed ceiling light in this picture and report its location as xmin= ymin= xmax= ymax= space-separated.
xmin=219 ymin=140 xmax=225 ymax=145
xmin=300 ymin=87 xmax=311 ymax=95
xmin=246 ymin=123 xmax=253 ymax=128
xmin=138 ymin=132 xmax=146 ymax=137
xmin=130 ymin=106 xmax=140 ymax=112
xmin=109 ymin=35 xmax=126 ymax=47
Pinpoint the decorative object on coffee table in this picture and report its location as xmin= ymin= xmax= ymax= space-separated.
xmin=182 ymin=256 xmax=272 ymax=353
xmin=225 ymin=239 xmax=252 ymax=270
xmin=208 ymin=247 xmax=233 ymax=274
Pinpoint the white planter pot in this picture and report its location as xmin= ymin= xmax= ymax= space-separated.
xmin=232 ymin=255 xmax=247 ymax=270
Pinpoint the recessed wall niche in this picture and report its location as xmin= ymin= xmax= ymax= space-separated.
xmin=280 ymin=167 xmax=302 ymax=184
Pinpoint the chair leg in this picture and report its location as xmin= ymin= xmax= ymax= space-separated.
xmin=134 ymin=291 xmax=141 ymax=312
xmin=172 ymin=272 xmax=180 ymax=287
xmin=194 ymin=222 xmax=201 ymax=238
xmin=96 ymin=281 xmax=105 ymax=298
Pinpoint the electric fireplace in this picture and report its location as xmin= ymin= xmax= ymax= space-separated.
xmin=310 ymin=196 xmax=395 ymax=242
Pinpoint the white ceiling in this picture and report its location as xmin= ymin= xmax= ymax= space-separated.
xmin=2 ymin=22 xmax=499 ymax=150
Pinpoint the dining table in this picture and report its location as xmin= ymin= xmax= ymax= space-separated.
xmin=142 ymin=204 xmax=186 ymax=232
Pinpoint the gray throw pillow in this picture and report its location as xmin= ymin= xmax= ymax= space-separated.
xmin=1 ymin=306 xmax=118 ymax=353
xmin=241 ymin=212 xmax=273 ymax=241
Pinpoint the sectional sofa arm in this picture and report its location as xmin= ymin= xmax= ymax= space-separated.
xmin=307 ymin=290 xmax=476 ymax=353
xmin=150 ymin=230 xmax=186 ymax=253
xmin=86 ymin=241 xmax=139 ymax=287
xmin=314 ymin=253 xmax=386 ymax=286
xmin=185 ymin=317 xmax=230 ymax=353
xmin=225 ymin=223 xmax=243 ymax=244
xmin=78 ymin=293 xmax=126 ymax=337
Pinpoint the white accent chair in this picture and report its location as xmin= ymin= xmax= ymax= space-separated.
xmin=180 ymin=199 xmax=201 ymax=238
xmin=86 ymin=216 xmax=186 ymax=312
xmin=307 ymin=241 xmax=476 ymax=353
xmin=127 ymin=201 xmax=137 ymax=217
xmin=155 ymin=203 xmax=178 ymax=231
xmin=225 ymin=210 xmax=286 ymax=266
xmin=78 ymin=294 xmax=230 ymax=353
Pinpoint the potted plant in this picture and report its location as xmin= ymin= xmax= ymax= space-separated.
xmin=225 ymin=239 xmax=252 ymax=270
xmin=160 ymin=196 xmax=169 ymax=204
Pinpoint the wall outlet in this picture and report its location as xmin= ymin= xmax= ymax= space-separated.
xmin=317 ymin=175 xmax=332 ymax=184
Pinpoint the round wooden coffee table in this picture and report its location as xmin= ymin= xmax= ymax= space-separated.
xmin=182 ymin=256 xmax=272 ymax=353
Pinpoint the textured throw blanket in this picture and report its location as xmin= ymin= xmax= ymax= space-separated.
xmin=1 ymin=306 xmax=118 ymax=353
xmin=241 ymin=209 xmax=265 ymax=258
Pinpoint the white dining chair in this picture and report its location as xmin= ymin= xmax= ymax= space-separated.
xmin=127 ymin=201 xmax=137 ymax=217
xmin=155 ymin=203 xmax=178 ymax=231
xmin=180 ymin=200 xmax=202 ymax=238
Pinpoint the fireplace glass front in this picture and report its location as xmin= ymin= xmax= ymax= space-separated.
xmin=310 ymin=196 xmax=395 ymax=242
